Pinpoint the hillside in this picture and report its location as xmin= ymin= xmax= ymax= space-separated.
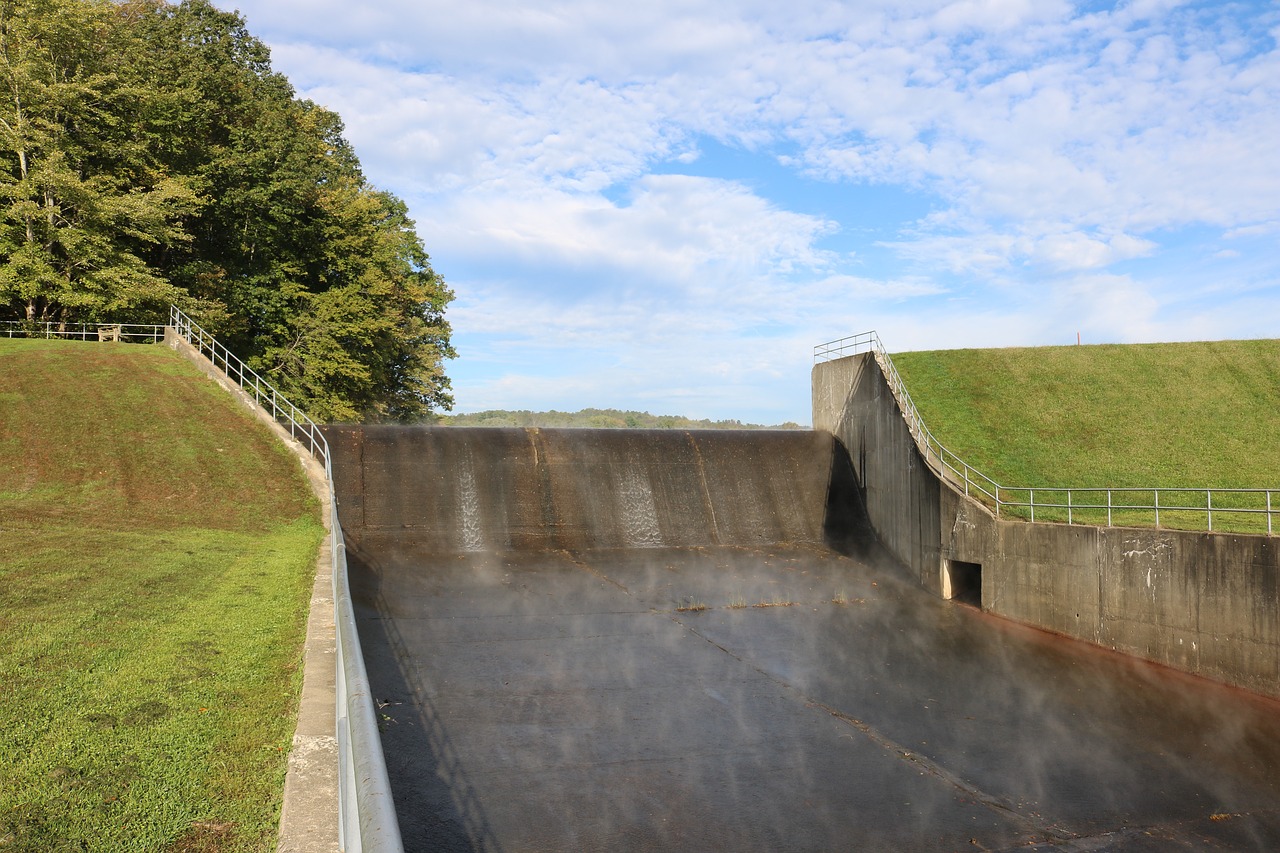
xmin=0 ymin=339 xmax=324 ymax=851
xmin=891 ymin=339 xmax=1280 ymax=491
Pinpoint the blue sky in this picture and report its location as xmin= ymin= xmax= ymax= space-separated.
xmin=214 ymin=0 xmax=1279 ymax=425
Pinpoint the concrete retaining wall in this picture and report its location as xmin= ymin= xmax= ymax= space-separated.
xmin=814 ymin=352 xmax=1280 ymax=698
xmin=812 ymin=353 xmax=941 ymax=588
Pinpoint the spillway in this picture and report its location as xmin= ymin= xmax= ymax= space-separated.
xmin=325 ymin=425 xmax=1280 ymax=852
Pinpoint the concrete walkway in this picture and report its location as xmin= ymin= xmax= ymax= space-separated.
xmin=276 ymin=465 xmax=339 ymax=853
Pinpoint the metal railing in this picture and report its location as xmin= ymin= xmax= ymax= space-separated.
xmin=167 ymin=308 xmax=327 ymax=459
xmin=167 ymin=306 xmax=403 ymax=853
xmin=815 ymin=332 xmax=1276 ymax=535
xmin=1 ymin=321 xmax=165 ymax=342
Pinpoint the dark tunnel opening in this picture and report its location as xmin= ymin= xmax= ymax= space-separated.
xmin=945 ymin=559 xmax=983 ymax=608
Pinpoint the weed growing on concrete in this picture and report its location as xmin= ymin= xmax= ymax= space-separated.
xmin=676 ymin=599 xmax=708 ymax=613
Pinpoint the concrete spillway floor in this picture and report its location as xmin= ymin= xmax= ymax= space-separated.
xmin=349 ymin=542 xmax=1280 ymax=852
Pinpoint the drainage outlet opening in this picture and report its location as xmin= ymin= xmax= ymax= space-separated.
xmin=944 ymin=559 xmax=982 ymax=608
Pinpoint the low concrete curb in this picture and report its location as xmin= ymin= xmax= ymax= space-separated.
xmin=277 ymin=467 xmax=340 ymax=853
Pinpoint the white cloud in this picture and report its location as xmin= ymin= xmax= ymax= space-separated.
xmin=1225 ymin=220 xmax=1280 ymax=239
xmin=421 ymin=175 xmax=838 ymax=296
xmin=1028 ymin=231 xmax=1157 ymax=271
xmin=259 ymin=1 xmax=1280 ymax=247
xmin=1050 ymin=274 xmax=1163 ymax=342
xmin=215 ymin=0 xmax=1280 ymax=422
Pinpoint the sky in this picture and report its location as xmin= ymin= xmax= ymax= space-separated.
xmin=213 ymin=0 xmax=1280 ymax=425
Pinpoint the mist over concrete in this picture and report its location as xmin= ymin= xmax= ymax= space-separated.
xmin=326 ymin=425 xmax=1280 ymax=851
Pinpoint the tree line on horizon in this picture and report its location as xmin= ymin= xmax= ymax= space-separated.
xmin=442 ymin=408 xmax=806 ymax=430
xmin=0 ymin=0 xmax=454 ymax=421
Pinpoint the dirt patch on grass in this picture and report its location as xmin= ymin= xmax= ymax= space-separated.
xmin=166 ymin=820 xmax=239 ymax=852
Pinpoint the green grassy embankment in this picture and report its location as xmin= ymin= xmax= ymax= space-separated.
xmin=891 ymin=340 xmax=1280 ymax=532
xmin=0 ymin=339 xmax=325 ymax=851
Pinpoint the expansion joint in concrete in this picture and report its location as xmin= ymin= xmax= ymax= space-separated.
xmin=561 ymin=549 xmax=632 ymax=594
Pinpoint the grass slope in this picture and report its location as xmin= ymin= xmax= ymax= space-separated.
xmin=892 ymin=340 xmax=1280 ymax=529
xmin=0 ymin=339 xmax=324 ymax=852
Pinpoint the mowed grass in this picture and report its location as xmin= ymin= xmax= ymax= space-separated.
xmin=891 ymin=339 xmax=1280 ymax=532
xmin=0 ymin=339 xmax=324 ymax=851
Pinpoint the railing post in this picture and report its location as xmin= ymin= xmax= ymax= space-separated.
xmin=1030 ymin=489 xmax=1035 ymax=523
xmin=1268 ymin=491 xmax=1273 ymax=536
xmin=1107 ymin=489 xmax=1112 ymax=527
xmin=1155 ymin=490 xmax=1160 ymax=528
xmin=1207 ymin=489 xmax=1213 ymax=532
xmin=1067 ymin=490 xmax=1073 ymax=525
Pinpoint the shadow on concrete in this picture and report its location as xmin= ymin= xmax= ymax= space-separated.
xmin=823 ymin=434 xmax=878 ymax=559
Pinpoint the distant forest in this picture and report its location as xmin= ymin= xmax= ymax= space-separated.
xmin=440 ymin=409 xmax=805 ymax=430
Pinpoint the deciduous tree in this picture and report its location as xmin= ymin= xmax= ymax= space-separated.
xmin=0 ymin=0 xmax=197 ymax=324
xmin=137 ymin=0 xmax=455 ymax=420
xmin=0 ymin=0 xmax=454 ymax=420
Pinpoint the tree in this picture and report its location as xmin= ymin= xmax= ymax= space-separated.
xmin=0 ymin=0 xmax=198 ymax=324
xmin=249 ymin=180 xmax=455 ymax=421
xmin=0 ymin=0 xmax=455 ymax=420
xmin=135 ymin=0 xmax=455 ymax=420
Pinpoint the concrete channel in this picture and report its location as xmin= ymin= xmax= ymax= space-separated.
xmin=325 ymin=425 xmax=1280 ymax=852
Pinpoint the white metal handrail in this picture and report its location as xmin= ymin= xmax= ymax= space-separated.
xmin=167 ymin=306 xmax=403 ymax=853
xmin=815 ymin=332 xmax=1277 ymax=534
xmin=0 ymin=321 xmax=165 ymax=342
xmin=997 ymin=486 xmax=1276 ymax=533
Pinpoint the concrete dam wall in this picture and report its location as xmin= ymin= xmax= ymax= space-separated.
xmin=324 ymin=422 xmax=1280 ymax=851
xmin=325 ymin=425 xmax=870 ymax=554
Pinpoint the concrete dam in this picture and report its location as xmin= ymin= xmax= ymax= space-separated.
xmin=326 ymin=425 xmax=1280 ymax=852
